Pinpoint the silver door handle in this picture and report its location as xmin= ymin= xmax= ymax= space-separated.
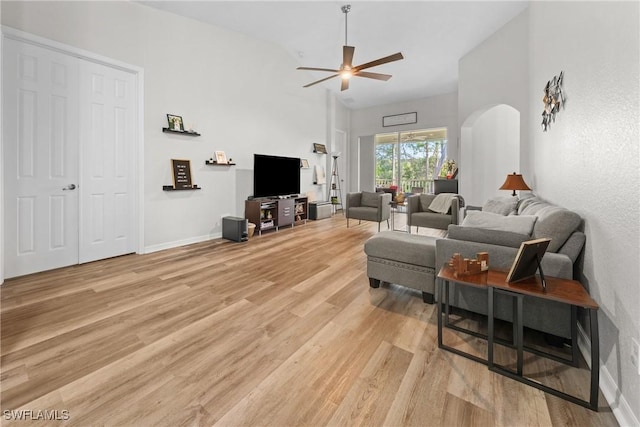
xmin=62 ymin=184 xmax=77 ymax=190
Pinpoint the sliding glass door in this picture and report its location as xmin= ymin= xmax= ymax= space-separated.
xmin=375 ymin=128 xmax=447 ymax=193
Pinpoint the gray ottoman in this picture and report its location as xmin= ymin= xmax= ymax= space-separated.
xmin=364 ymin=231 xmax=437 ymax=303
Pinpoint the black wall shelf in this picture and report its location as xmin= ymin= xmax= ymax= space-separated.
xmin=205 ymin=160 xmax=236 ymax=166
xmin=162 ymin=128 xmax=201 ymax=137
xmin=163 ymin=185 xmax=201 ymax=191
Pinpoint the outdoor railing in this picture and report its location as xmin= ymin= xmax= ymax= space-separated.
xmin=375 ymin=179 xmax=435 ymax=194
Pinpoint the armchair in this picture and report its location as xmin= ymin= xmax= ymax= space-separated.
xmin=407 ymin=193 xmax=460 ymax=233
xmin=346 ymin=191 xmax=392 ymax=231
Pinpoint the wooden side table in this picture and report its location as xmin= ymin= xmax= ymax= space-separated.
xmin=487 ymin=270 xmax=599 ymax=411
xmin=436 ymin=266 xmax=600 ymax=411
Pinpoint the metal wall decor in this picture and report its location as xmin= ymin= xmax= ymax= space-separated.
xmin=541 ymin=71 xmax=565 ymax=131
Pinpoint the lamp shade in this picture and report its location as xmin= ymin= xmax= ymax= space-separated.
xmin=499 ymin=172 xmax=531 ymax=196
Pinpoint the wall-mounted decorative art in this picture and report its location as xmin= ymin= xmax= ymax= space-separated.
xmin=541 ymin=71 xmax=565 ymax=131
xmin=313 ymin=143 xmax=327 ymax=154
xmin=171 ymin=159 xmax=193 ymax=189
xmin=383 ymin=112 xmax=417 ymax=127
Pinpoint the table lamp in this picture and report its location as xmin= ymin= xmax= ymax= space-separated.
xmin=499 ymin=172 xmax=531 ymax=196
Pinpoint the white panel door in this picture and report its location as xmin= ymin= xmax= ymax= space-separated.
xmin=78 ymin=61 xmax=136 ymax=263
xmin=2 ymin=38 xmax=80 ymax=278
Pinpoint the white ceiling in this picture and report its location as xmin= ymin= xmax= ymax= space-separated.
xmin=139 ymin=1 xmax=529 ymax=110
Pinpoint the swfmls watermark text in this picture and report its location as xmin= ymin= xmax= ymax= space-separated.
xmin=3 ymin=410 xmax=70 ymax=421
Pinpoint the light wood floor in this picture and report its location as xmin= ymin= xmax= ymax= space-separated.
xmin=1 ymin=215 xmax=618 ymax=426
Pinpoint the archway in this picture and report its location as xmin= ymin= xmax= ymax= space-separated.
xmin=460 ymin=104 xmax=521 ymax=207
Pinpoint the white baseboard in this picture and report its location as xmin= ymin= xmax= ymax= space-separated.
xmin=577 ymin=323 xmax=639 ymax=426
xmin=142 ymin=233 xmax=222 ymax=254
xmin=600 ymin=366 xmax=640 ymax=427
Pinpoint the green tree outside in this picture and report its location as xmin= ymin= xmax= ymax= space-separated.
xmin=375 ymin=133 xmax=448 ymax=192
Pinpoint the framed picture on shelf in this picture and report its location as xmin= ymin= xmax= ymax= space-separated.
xmin=215 ymin=151 xmax=228 ymax=164
xmin=166 ymin=114 xmax=184 ymax=131
xmin=300 ymin=158 xmax=310 ymax=169
xmin=313 ymin=143 xmax=327 ymax=154
xmin=171 ymin=159 xmax=193 ymax=189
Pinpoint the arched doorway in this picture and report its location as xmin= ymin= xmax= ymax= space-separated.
xmin=460 ymin=104 xmax=521 ymax=207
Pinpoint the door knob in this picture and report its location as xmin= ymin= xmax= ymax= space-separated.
xmin=62 ymin=184 xmax=77 ymax=191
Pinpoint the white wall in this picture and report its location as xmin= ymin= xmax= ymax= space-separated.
xmin=460 ymin=2 xmax=640 ymax=424
xmin=1 ymin=1 xmax=328 ymax=252
xmin=460 ymin=104 xmax=520 ymax=206
xmin=528 ymin=2 xmax=640 ymax=424
xmin=348 ymin=92 xmax=458 ymax=192
xmin=458 ymin=9 xmax=530 ymax=178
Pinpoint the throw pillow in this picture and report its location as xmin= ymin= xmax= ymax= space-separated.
xmin=360 ymin=191 xmax=380 ymax=208
xmin=532 ymin=208 xmax=582 ymax=252
xmin=482 ymin=196 xmax=518 ymax=216
xmin=447 ymin=225 xmax=530 ymax=248
xmin=462 ymin=210 xmax=537 ymax=236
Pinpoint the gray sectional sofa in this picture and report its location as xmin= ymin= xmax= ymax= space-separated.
xmin=435 ymin=195 xmax=586 ymax=339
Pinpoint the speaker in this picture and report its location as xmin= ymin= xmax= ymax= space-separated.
xmin=222 ymin=216 xmax=248 ymax=242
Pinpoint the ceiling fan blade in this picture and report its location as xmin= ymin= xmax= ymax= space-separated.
xmin=341 ymin=78 xmax=349 ymax=91
xmin=354 ymin=71 xmax=392 ymax=81
xmin=354 ymin=52 xmax=404 ymax=71
xmin=297 ymin=66 xmax=340 ymax=73
xmin=303 ymin=74 xmax=339 ymax=88
xmin=343 ymin=45 xmax=355 ymax=67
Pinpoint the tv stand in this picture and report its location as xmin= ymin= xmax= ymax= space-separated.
xmin=245 ymin=196 xmax=308 ymax=235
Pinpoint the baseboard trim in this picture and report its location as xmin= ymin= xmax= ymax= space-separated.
xmin=143 ymin=233 xmax=222 ymax=254
xmin=577 ymin=323 xmax=638 ymax=426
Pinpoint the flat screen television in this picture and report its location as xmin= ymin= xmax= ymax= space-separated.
xmin=253 ymin=154 xmax=301 ymax=198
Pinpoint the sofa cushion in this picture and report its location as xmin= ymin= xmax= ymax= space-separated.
xmin=412 ymin=211 xmax=455 ymax=230
xmin=482 ymin=196 xmax=518 ymax=215
xmin=532 ymin=208 xmax=582 ymax=252
xmin=418 ymin=194 xmax=436 ymax=212
xmin=462 ymin=210 xmax=537 ymax=235
xmin=447 ymin=224 xmax=530 ymax=248
xmin=360 ymin=191 xmax=380 ymax=208
xmin=517 ymin=196 xmax=546 ymax=215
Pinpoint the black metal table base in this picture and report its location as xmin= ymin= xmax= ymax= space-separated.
xmin=437 ymin=278 xmax=599 ymax=411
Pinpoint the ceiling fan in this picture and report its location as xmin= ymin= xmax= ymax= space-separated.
xmin=297 ymin=4 xmax=404 ymax=91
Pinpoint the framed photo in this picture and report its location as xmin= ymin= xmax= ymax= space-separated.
xmin=167 ymin=114 xmax=184 ymax=131
xmin=215 ymin=151 xmax=228 ymax=164
xmin=313 ymin=143 xmax=327 ymax=154
xmin=506 ymin=238 xmax=551 ymax=289
xmin=171 ymin=159 xmax=193 ymax=189
xmin=382 ymin=112 xmax=417 ymax=127
xmin=300 ymin=158 xmax=310 ymax=169
xmin=314 ymin=165 xmax=326 ymax=184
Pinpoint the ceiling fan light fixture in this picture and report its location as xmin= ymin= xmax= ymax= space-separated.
xmin=340 ymin=67 xmax=353 ymax=80
xmin=297 ymin=4 xmax=403 ymax=90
